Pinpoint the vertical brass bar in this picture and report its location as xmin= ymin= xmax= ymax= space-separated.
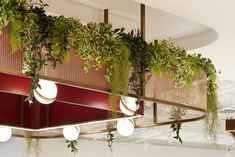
xmin=20 ymin=96 xmax=24 ymax=127
xmin=153 ymin=102 xmax=157 ymax=123
xmin=140 ymin=3 xmax=146 ymax=96
xmin=154 ymin=39 xmax=158 ymax=45
xmin=153 ymin=27 xmax=158 ymax=124
xmin=140 ymin=4 xmax=145 ymax=40
xmin=104 ymin=9 xmax=109 ymax=23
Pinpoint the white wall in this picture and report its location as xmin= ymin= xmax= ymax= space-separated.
xmin=0 ymin=138 xmax=234 ymax=157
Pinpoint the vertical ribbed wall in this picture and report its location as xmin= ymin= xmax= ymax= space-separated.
xmin=0 ymin=26 xmax=23 ymax=73
xmin=145 ymin=73 xmax=207 ymax=110
xmin=46 ymin=50 xmax=109 ymax=88
xmin=0 ymin=26 xmax=109 ymax=89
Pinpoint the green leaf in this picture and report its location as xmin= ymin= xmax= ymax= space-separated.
xmin=63 ymin=52 xmax=70 ymax=64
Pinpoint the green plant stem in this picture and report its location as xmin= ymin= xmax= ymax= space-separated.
xmin=171 ymin=122 xmax=183 ymax=143
xmin=25 ymin=137 xmax=41 ymax=157
xmin=152 ymin=40 xmax=218 ymax=143
xmin=67 ymin=140 xmax=78 ymax=154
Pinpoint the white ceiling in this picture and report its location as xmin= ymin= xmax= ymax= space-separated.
xmin=133 ymin=0 xmax=235 ymax=81
xmin=1 ymin=138 xmax=235 ymax=157
xmin=43 ymin=0 xmax=217 ymax=49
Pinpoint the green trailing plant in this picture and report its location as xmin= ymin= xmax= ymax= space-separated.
xmin=152 ymin=40 xmax=219 ymax=142
xmin=0 ymin=0 xmax=28 ymax=52
xmin=106 ymin=122 xmax=115 ymax=152
xmin=70 ymin=22 xmax=130 ymax=109
xmin=191 ymin=54 xmax=218 ymax=142
xmin=0 ymin=0 xmax=129 ymax=105
xmin=115 ymin=29 xmax=154 ymax=100
xmin=152 ymin=40 xmax=195 ymax=88
xmin=0 ymin=0 xmax=26 ymax=32
xmin=180 ymin=53 xmax=218 ymax=142
xmin=170 ymin=122 xmax=183 ymax=144
xmin=67 ymin=140 xmax=78 ymax=154
xmin=170 ymin=107 xmax=186 ymax=143
xmin=26 ymin=137 xmax=33 ymax=155
xmin=0 ymin=0 xmax=219 ymax=144
xmin=107 ymin=132 xmax=115 ymax=152
xmin=21 ymin=1 xmax=74 ymax=102
xmin=25 ymin=137 xmax=41 ymax=157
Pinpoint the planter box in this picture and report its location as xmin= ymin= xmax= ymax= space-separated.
xmin=0 ymin=25 xmax=109 ymax=90
xmin=0 ymin=25 xmax=208 ymax=130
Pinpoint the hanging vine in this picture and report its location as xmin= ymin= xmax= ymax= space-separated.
xmin=67 ymin=140 xmax=78 ymax=154
xmin=0 ymin=0 xmax=129 ymax=105
xmin=0 ymin=0 xmax=219 ymax=144
xmin=152 ymin=40 xmax=219 ymax=142
xmin=25 ymin=135 xmax=41 ymax=157
xmin=115 ymin=29 xmax=154 ymax=105
xmin=106 ymin=122 xmax=115 ymax=152
xmin=169 ymin=107 xmax=186 ymax=143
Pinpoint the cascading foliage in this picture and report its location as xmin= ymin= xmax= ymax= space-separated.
xmin=152 ymin=40 xmax=218 ymax=142
xmin=0 ymin=0 xmax=130 ymax=106
xmin=0 ymin=0 xmax=218 ymax=151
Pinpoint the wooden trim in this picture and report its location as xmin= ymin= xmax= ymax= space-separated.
xmin=12 ymin=114 xmax=206 ymax=139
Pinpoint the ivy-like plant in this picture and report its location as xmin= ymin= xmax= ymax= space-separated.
xmin=67 ymin=140 xmax=78 ymax=154
xmin=170 ymin=107 xmax=186 ymax=143
xmin=170 ymin=122 xmax=183 ymax=144
xmin=25 ymin=137 xmax=41 ymax=157
xmin=0 ymin=0 xmax=219 ymax=145
xmin=107 ymin=132 xmax=115 ymax=152
xmin=188 ymin=54 xmax=218 ymax=142
xmin=115 ymin=29 xmax=154 ymax=100
xmin=70 ymin=21 xmax=130 ymax=110
xmin=0 ymin=0 xmax=130 ymax=106
xmin=152 ymin=40 xmax=195 ymax=88
xmin=152 ymin=40 xmax=219 ymax=142
xmin=106 ymin=122 xmax=115 ymax=152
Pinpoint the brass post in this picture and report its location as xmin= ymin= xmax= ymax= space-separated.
xmin=140 ymin=3 xmax=146 ymax=96
xmin=152 ymin=18 xmax=159 ymax=124
xmin=104 ymin=9 xmax=109 ymax=23
xmin=154 ymin=39 xmax=158 ymax=45
xmin=140 ymin=4 xmax=145 ymax=40
xmin=153 ymin=102 xmax=157 ymax=123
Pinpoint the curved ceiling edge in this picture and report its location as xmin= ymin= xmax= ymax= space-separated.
xmin=43 ymin=0 xmax=218 ymax=50
xmin=172 ymin=28 xmax=218 ymax=50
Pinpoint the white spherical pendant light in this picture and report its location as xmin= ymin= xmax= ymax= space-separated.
xmin=34 ymin=79 xmax=57 ymax=104
xmin=0 ymin=127 xmax=12 ymax=142
xmin=119 ymin=96 xmax=138 ymax=116
xmin=117 ymin=119 xmax=134 ymax=136
xmin=63 ymin=126 xmax=80 ymax=141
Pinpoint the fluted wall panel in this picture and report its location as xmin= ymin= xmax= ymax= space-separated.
xmin=0 ymin=26 xmax=109 ymax=89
